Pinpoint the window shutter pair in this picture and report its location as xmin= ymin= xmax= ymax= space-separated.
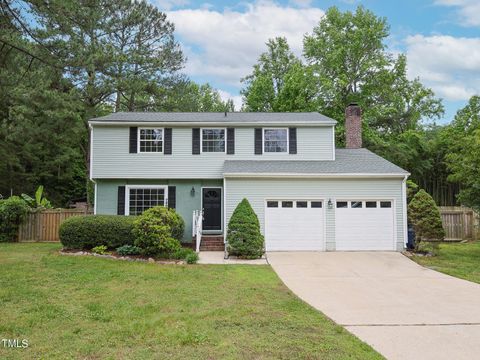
xmin=254 ymin=127 xmax=297 ymax=154
xmin=117 ymin=185 xmax=176 ymax=215
xmin=129 ymin=127 xmax=172 ymax=154
xmin=192 ymin=128 xmax=235 ymax=154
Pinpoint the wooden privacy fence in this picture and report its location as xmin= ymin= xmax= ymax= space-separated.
xmin=17 ymin=209 xmax=92 ymax=242
xmin=439 ymin=207 xmax=479 ymax=241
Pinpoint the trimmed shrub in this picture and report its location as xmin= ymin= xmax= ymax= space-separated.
xmin=171 ymin=247 xmax=199 ymax=263
xmin=59 ymin=215 xmax=136 ymax=250
xmin=227 ymin=198 xmax=264 ymax=259
xmin=116 ymin=245 xmax=141 ymax=256
xmin=91 ymin=245 xmax=108 ymax=255
xmin=408 ymin=189 xmax=445 ymax=254
xmin=184 ymin=251 xmax=199 ymax=264
xmin=0 ymin=196 xmax=29 ymax=242
xmin=132 ymin=206 xmax=185 ymax=256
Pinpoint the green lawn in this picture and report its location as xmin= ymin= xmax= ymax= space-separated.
xmin=412 ymin=241 xmax=480 ymax=284
xmin=0 ymin=243 xmax=381 ymax=360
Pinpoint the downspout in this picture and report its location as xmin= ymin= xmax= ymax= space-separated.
xmin=223 ymin=177 xmax=228 ymax=259
xmin=402 ymin=175 xmax=409 ymax=249
xmin=89 ymin=123 xmax=97 ymax=214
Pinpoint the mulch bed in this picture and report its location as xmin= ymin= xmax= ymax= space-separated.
xmin=59 ymin=249 xmax=185 ymax=264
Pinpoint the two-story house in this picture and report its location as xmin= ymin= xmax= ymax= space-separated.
xmin=89 ymin=104 xmax=409 ymax=252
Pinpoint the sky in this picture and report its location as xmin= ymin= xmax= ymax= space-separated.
xmin=154 ymin=0 xmax=479 ymax=123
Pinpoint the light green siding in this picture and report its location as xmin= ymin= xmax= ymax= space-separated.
xmin=225 ymin=178 xmax=405 ymax=251
xmin=91 ymin=126 xmax=335 ymax=179
xmin=95 ymin=179 xmax=222 ymax=242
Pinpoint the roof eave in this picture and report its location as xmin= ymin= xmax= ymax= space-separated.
xmin=88 ymin=120 xmax=337 ymax=126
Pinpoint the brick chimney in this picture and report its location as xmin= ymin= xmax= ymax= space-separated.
xmin=345 ymin=103 xmax=362 ymax=149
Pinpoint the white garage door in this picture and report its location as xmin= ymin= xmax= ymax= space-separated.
xmin=335 ymin=200 xmax=395 ymax=251
xmin=265 ymin=200 xmax=325 ymax=251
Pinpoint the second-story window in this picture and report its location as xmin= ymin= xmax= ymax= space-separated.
xmin=139 ymin=128 xmax=163 ymax=153
xmin=264 ymin=128 xmax=288 ymax=153
xmin=202 ymin=128 xmax=225 ymax=152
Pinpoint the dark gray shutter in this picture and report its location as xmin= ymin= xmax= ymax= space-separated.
xmin=117 ymin=186 xmax=126 ymax=215
xmin=289 ymin=127 xmax=297 ymax=154
xmin=192 ymin=128 xmax=200 ymax=154
xmin=227 ymin=128 xmax=235 ymax=154
xmin=168 ymin=186 xmax=176 ymax=209
xmin=164 ymin=128 xmax=172 ymax=155
xmin=129 ymin=127 xmax=137 ymax=153
xmin=254 ymin=128 xmax=262 ymax=155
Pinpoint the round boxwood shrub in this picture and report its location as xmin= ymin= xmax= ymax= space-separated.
xmin=59 ymin=215 xmax=136 ymax=250
xmin=226 ymin=198 xmax=264 ymax=259
xmin=0 ymin=196 xmax=29 ymax=242
xmin=408 ymin=189 xmax=445 ymax=254
xmin=132 ymin=206 xmax=185 ymax=256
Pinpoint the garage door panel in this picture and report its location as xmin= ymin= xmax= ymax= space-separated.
xmin=265 ymin=201 xmax=324 ymax=251
xmin=335 ymin=202 xmax=395 ymax=251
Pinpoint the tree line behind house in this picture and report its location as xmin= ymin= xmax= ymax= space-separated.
xmin=0 ymin=3 xmax=478 ymax=211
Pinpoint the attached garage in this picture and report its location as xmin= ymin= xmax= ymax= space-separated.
xmin=335 ymin=200 xmax=395 ymax=251
xmin=265 ymin=200 xmax=325 ymax=251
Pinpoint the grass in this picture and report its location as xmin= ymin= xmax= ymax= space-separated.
xmin=0 ymin=243 xmax=381 ymax=360
xmin=412 ymin=241 xmax=480 ymax=284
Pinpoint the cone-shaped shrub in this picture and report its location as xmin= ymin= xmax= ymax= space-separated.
xmin=227 ymin=198 xmax=264 ymax=259
xmin=408 ymin=189 xmax=445 ymax=253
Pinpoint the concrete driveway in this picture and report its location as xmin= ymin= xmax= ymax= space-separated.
xmin=268 ymin=252 xmax=480 ymax=360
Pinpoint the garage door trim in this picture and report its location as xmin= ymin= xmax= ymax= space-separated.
xmin=334 ymin=197 xmax=397 ymax=251
xmin=264 ymin=197 xmax=327 ymax=251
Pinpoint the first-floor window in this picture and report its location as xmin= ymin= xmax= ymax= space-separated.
xmin=128 ymin=187 xmax=166 ymax=215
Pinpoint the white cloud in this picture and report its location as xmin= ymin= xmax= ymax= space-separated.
xmin=218 ymin=89 xmax=243 ymax=111
xmin=168 ymin=1 xmax=324 ymax=88
xmin=405 ymin=35 xmax=480 ymax=101
xmin=434 ymin=0 xmax=480 ymax=27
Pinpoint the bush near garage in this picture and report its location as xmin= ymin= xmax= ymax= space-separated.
xmin=227 ymin=198 xmax=264 ymax=259
xmin=59 ymin=215 xmax=136 ymax=250
xmin=408 ymin=189 xmax=445 ymax=255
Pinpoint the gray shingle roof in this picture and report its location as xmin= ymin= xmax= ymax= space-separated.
xmin=223 ymin=149 xmax=409 ymax=176
xmin=90 ymin=112 xmax=336 ymax=125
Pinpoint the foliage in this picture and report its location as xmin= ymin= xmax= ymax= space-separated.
xmin=132 ymin=206 xmax=185 ymax=256
xmin=0 ymin=196 xmax=29 ymax=242
xmin=408 ymin=190 xmax=445 ymax=253
xmin=116 ymin=244 xmax=141 ymax=256
xmin=406 ymin=180 xmax=419 ymax=204
xmin=227 ymin=198 xmax=264 ymax=259
xmin=59 ymin=215 xmax=136 ymax=250
xmin=171 ymin=247 xmax=199 ymax=263
xmin=445 ymin=96 xmax=480 ymax=211
xmin=91 ymin=245 xmax=108 ymax=255
xmin=21 ymin=185 xmax=53 ymax=209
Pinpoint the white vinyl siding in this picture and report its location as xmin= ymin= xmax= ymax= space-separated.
xmin=91 ymin=126 xmax=335 ymax=179
xmin=225 ymin=178 xmax=405 ymax=251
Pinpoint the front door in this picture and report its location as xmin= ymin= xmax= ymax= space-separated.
xmin=202 ymin=188 xmax=222 ymax=231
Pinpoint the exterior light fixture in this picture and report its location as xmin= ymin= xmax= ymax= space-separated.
xmin=327 ymin=199 xmax=333 ymax=209
xmin=190 ymin=187 xmax=195 ymax=197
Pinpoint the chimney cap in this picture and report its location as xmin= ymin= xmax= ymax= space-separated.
xmin=348 ymin=102 xmax=359 ymax=107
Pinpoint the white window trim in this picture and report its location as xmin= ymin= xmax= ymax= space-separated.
xmin=125 ymin=185 xmax=168 ymax=215
xmin=263 ymin=128 xmax=289 ymax=154
xmin=138 ymin=127 xmax=164 ymax=154
xmin=200 ymin=128 xmax=227 ymax=154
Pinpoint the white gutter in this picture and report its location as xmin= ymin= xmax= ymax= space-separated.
xmin=223 ymin=172 xmax=410 ymax=179
xmin=88 ymin=121 xmax=337 ymax=127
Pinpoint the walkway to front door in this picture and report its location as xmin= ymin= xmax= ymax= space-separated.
xmin=268 ymin=252 xmax=480 ymax=360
